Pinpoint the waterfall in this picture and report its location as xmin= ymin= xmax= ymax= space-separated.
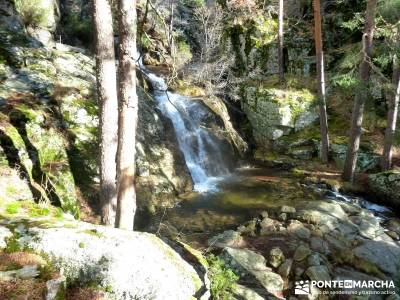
xmin=141 ymin=67 xmax=231 ymax=192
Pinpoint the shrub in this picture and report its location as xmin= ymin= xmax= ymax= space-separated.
xmin=206 ymin=254 xmax=239 ymax=299
xmin=14 ymin=0 xmax=51 ymax=28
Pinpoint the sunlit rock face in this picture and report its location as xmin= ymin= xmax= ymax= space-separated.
xmin=369 ymin=171 xmax=400 ymax=209
xmin=241 ymin=80 xmax=318 ymax=146
xmin=1 ymin=216 xmax=204 ymax=300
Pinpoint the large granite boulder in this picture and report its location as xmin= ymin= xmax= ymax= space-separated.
xmin=241 ymin=83 xmax=318 ymax=146
xmin=11 ymin=219 xmax=204 ymax=300
xmin=368 ymin=170 xmax=400 ymax=209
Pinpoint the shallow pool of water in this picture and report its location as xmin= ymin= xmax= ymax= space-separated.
xmin=143 ymin=166 xmax=399 ymax=248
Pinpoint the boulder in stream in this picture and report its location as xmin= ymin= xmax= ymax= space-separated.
xmin=368 ymin=170 xmax=400 ymax=208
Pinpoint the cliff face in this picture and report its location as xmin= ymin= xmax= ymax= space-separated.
xmin=0 ymin=1 xmax=194 ymax=220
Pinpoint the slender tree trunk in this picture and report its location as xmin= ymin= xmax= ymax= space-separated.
xmin=278 ymin=0 xmax=284 ymax=83
xmin=382 ymin=37 xmax=400 ymax=170
xmin=342 ymin=0 xmax=377 ymax=182
xmin=115 ymin=0 xmax=138 ymax=230
xmin=313 ymin=0 xmax=329 ymax=163
xmin=92 ymin=0 xmax=118 ymax=226
xmin=169 ymin=0 xmax=174 ymax=53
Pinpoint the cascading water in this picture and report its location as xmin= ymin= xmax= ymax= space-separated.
xmin=142 ymin=68 xmax=231 ymax=192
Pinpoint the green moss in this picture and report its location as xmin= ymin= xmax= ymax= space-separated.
xmin=206 ymin=254 xmax=239 ymax=299
xmin=28 ymin=206 xmax=50 ymax=217
xmin=78 ymin=242 xmax=85 ymax=248
xmin=171 ymin=80 xmax=206 ymax=97
xmin=4 ymin=235 xmax=21 ymax=253
xmin=5 ymin=202 xmax=21 ymax=215
xmin=81 ymin=229 xmax=104 ymax=238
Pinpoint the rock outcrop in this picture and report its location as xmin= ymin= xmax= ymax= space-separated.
xmin=368 ymin=170 xmax=400 ymax=209
xmin=0 ymin=213 xmax=204 ymax=299
xmin=0 ymin=3 xmax=193 ymax=217
xmin=241 ymin=80 xmax=318 ymax=146
xmin=208 ymin=197 xmax=400 ymax=299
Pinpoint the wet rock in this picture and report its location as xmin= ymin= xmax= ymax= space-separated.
xmin=310 ymin=237 xmax=330 ymax=255
xmin=293 ymin=245 xmax=311 ymax=262
xmin=278 ymin=213 xmax=287 ymax=221
xmin=221 ymin=247 xmax=283 ymax=296
xmin=387 ymin=219 xmax=400 ymax=234
xmin=306 ymin=265 xmax=330 ymax=282
xmin=222 ymin=247 xmax=268 ymax=276
xmin=387 ymin=231 xmax=399 ymax=240
xmin=353 ymin=240 xmax=400 ymax=276
xmin=233 ymin=284 xmax=264 ymax=300
xmin=352 ymin=214 xmax=384 ymax=240
xmin=287 ymin=220 xmax=311 ymax=239
xmin=368 ymin=170 xmax=400 ymax=207
xmin=269 ymin=247 xmax=285 ymax=268
xmin=277 ymin=259 xmax=292 ymax=278
xmin=237 ymin=219 xmax=257 ymax=236
xmin=208 ymin=230 xmax=243 ymax=248
xmin=254 ymin=271 xmax=284 ymax=297
xmin=281 ymin=206 xmax=296 ymax=214
xmin=0 ymin=226 xmax=12 ymax=249
xmin=335 ymin=221 xmax=359 ymax=239
xmin=260 ymin=217 xmax=277 ymax=235
xmin=260 ymin=211 xmax=269 ymax=219
xmin=296 ymin=201 xmax=348 ymax=231
xmin=307 ymin=253 xmax=321 ymax=266
xmin=324 ymin=233 xmax=348 ymax=251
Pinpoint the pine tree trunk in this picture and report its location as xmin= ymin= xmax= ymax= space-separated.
xmin=92 ymin=0 xmax=119 ymax=226
xmin=382 ymin=43 xmax=400 ymax=170
xmin=278 ymin=0 xmax=284 ymax=83
xmin=115 ymin=0 xmax=138 ymax=230
xmin=342 ymin=0 xmax=377 ymax=182
xmin=313 ymin=0 xmax=329 ymax=163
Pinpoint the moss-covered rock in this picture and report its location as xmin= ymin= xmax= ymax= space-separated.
xmin=368 ymin=170 xmax=400 ymax=208
xmin=0 ymin=24 xmax=193 ymax=218
xmin=241 ymin=76 xmax=318 ymax=146
xmin=330 ymin=143 xmax=380 ymax=173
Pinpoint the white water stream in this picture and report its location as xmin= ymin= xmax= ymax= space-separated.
xmin=141 ymin=67 xmax=230 ymax=192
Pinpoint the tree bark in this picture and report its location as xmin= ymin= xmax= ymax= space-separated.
xmin=313 ymin=0 xmax=329 ymax=163
xmin=115 ymin=0 xmax=138 ymax=230
xmin=92 ymin=0 xmax=119 ymax=226
xmin=342 ymin=0 xmax=377 ymax=182
xmin=278 ymin=0 xmax=284 ymax=83
xmin=382 ymin=35 xmax=400 ymax=170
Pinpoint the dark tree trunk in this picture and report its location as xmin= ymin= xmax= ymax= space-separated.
xmin=313 ymin=0 xmax=329 ymax=163
xmin=115 ymin=0 xmax=138 ymax=230
xmin=92 ymin=0 xmax=119 ymax=226
xmin=382 ymin=36 xmax=400 ymax=170
xmin=342 ymin=0 xmax=377 ymax=182
xmin=278 ymin=0 xmax=284 ymax=83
